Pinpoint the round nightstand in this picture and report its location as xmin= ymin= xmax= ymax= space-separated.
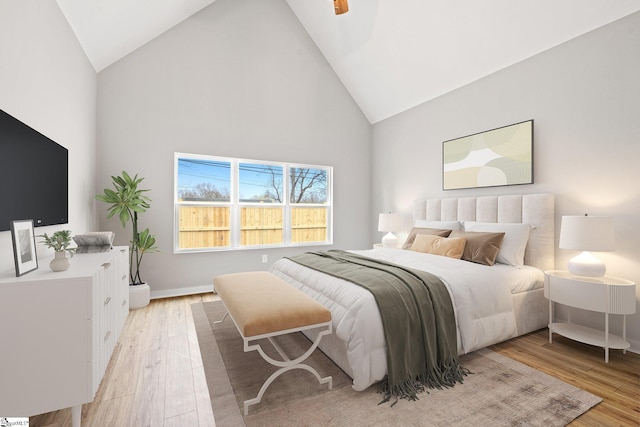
xmin=544 ymin=270 xmax=636 ymax=363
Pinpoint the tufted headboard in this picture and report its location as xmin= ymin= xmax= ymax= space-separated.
xmin=413 ymin=194 xmax=554 ymax=271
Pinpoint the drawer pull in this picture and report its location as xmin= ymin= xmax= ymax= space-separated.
xmin=122 ymin=275 xmax=127 ymax=281
xmin=104 ymin=296 xmax=111 ymax=305
xmin=102 ymin=262 xmax=111 ymax=268
xmin=104 ymin=330 xmax=111 ymax=342
xmin=122 ymin=300 xmax=127 ymax=307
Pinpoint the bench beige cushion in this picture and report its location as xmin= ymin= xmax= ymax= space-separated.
xmin=214 ymin=271 xmax=331 ymax=337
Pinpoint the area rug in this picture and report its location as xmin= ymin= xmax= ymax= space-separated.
xmin=192 ymin=301 xmax=601 ymax=427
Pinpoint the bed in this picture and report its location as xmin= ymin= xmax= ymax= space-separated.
xmin=270 ymin=193 xmax=554 ymax=392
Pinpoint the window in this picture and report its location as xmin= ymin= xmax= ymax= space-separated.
xmin=174 ymin=153 xmax=332 ymax=252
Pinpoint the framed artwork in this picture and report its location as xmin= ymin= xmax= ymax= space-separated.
xmin=443 ymin=120 xmax=533 ymax=190
xmin=10 ymin=219 xmax=38 ymax=276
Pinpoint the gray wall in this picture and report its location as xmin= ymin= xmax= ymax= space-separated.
xmin=0 ymin=0 xmax=97 ymax=273
xmin=372 ymin=12 xmax=640 ymax=348
xmin=96 ymin=0 xmax=372 ymax=297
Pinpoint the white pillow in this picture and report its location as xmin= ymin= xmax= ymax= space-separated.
xmin=463 ymin=221 xmax=531 ymax=267
xmin=414 ymin=220 xmax=462 ymax=231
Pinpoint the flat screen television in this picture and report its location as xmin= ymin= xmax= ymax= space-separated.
xmin=0 ymin=109 xmax=68 ymax=232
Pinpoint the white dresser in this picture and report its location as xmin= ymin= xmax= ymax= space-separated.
xmin=0 ymin=246 xmax=129 ymax=426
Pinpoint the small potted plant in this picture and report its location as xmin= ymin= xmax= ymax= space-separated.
xmin=38 ymin=229 xmax=76 ymax=272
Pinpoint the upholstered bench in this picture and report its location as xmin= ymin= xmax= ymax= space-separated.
xmin=213 ymin=271 xmax=333 ymax=415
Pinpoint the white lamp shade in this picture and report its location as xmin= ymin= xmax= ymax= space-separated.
xmin=559 ymin=215 xmax=614 ymax=277
xmin=378 ymin=213 xmax=402 ymax=232
xmin=559 ymin=215 xmax=615 ymax=252
xmin=378 ymin=213 xmax=401 ymax=248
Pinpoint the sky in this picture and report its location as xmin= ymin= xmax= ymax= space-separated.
xmin=177 ymin=158 xmax=283 ymax=200
xmin=177 ymin=157 xmax=327 ymax=202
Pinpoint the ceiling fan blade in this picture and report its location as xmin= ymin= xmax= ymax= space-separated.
xmin=334 ymin=0 xmax=348 ymax=15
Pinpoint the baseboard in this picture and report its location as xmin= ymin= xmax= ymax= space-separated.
xmin=150 ymin=285 xmax=213 ymax=300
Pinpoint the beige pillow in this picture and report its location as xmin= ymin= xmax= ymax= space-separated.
xmin=410 ymin=234 xmax=467 ymax=259
xmin=402 ymin=227 xmax=452 ymax=250
xmin=449 ymin=231 xmax=505 ymax=266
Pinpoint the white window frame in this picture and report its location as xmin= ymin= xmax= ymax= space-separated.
xmin=174 ymin=152 xmax=333 ymax=253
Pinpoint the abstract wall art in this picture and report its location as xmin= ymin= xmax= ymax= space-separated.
xmin=443 ymin=120 xmax=533 ymax=190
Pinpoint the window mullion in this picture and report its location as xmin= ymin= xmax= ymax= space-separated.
xmin=283 ymin=164 xmax=291 ymax=244
xmin=231 ymin=160 xmax=239 ymax=248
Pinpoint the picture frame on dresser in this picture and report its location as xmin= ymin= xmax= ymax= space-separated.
xmin=10 ymin=219 xmax=38 ymax=276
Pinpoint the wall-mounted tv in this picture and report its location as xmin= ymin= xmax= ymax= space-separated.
xmin=0 ymin=109 xmax=68 ymax=232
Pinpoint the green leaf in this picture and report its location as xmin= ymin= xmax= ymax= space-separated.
xmin=37 ymin=230 xmax=75 ymax=252
xmin=118 ymin=210 xmax=131 ymax=228
xmin=132 ymin=227 xmax=159 ymax=269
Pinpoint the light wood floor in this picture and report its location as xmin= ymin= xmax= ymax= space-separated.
xmin=31 ymin=294 xmax=639 ymax=426
xmin=491 ymin=328 xmax=640 ymax=426
xmin=30 ymin=293 xmax=218 ymax=427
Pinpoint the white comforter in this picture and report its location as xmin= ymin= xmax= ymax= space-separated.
xmin=270 ymin=248 xmax=543 ymax=391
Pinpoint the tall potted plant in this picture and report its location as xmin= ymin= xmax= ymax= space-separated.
xmin=96 ymin=171 xmax=158 ymax=308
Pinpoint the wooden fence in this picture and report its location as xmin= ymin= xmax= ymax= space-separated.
xmin=240 ymin=207 xmax=283 ymax=245
xmin=178 ymin=205 xmax=327 ymax=249
xmin=291 ymin=207 xmax=327 ymax=243
xmin=178 ymin=206 xmax=230 ymax=249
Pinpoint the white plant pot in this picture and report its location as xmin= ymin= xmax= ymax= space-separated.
xmin=129 ymin=283 xmax=150 ymax=309
xmin=50 ymin=251 xmax=71 ymax=272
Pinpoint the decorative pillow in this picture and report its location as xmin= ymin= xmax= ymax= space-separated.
xmin=463 ymin=221 xmax=531 ymax=266
xmin=449 ymin=230 xmax=505 ymax=266
xmin=414 ymin=220 xmax=462 ymax=231
xmin=410 ymin=234 xmax=467 ymax=259
xmin=402 ymin=227 xmax=452 ymax=250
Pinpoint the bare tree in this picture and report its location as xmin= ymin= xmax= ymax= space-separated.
xmin=263 ymin=167 xmax=326 ymax=203
xmin=179 ymin=183 xmax=229 ymax=201
xmin=265 ymin=168 xmax=282 ymax=202
xmin=289 ymin=168 xmax=326 ymax=203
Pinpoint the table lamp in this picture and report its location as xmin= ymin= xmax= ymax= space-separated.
xmin=559 ymin=214 xmax=615 ymax=277
xmin=378 ymin=213 xmax=402 ymax=248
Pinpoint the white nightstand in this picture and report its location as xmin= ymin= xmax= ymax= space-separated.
xmin=544 ymin=270 xmax=636 ymax=363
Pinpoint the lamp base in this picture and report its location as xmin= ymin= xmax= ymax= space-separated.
xmin=381 ymin=232 xmax=398 ymax=248
xmin=568 ymin=251 xmax=606 ymax=277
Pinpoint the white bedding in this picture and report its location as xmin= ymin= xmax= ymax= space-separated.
xmin=270 ymin=247 xmax=544 ymax=391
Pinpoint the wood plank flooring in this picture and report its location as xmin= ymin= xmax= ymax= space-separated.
xmin=491 ymin=328 xmax=640 ymax=426
xmin=30 ymin=294 xmax=639 ymax=426
xmin=30 ymin=294 xmax=217 ymax=427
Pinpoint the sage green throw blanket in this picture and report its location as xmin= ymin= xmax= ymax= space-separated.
xmin=287 ymin=250 xmax=467 ymax=404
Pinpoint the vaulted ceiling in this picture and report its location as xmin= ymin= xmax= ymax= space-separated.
xmin=56 ymin=0 xmax=640 ymax=123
